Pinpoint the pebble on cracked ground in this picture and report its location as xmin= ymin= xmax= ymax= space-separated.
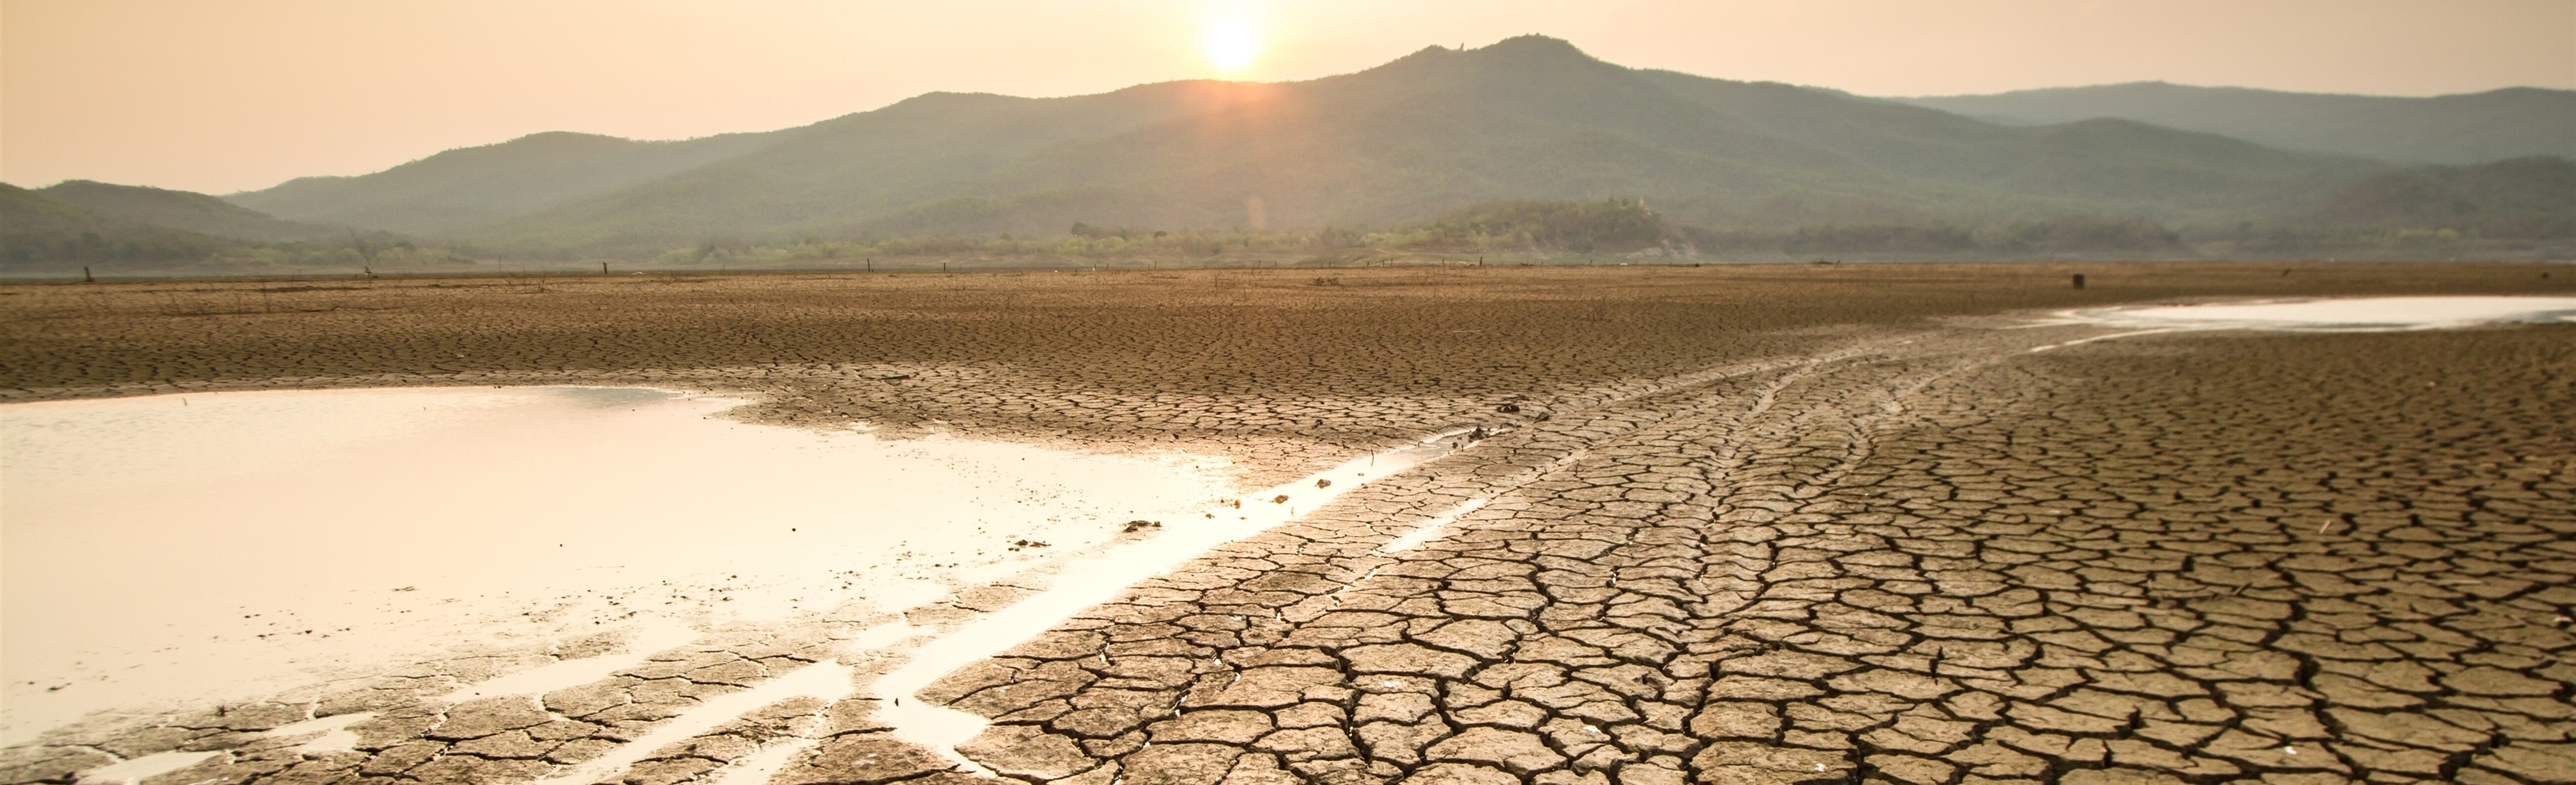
xmin=0 ymin=262 xmax=2569 ymax=785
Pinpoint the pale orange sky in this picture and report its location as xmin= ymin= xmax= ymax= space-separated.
xmin=4 ymin=0 xmax=2571 ymax=195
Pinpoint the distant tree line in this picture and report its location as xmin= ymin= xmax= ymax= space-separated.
xmin=2235 ymin=155 xmax=2576 ymax=252
xmin=3 ymin=230 xmax=224 ymax=264
xmin=1 ymin=182 xmax=474 ymax=273
xmin=624 ymin=171 xmax=2576 ymax=267
xmin=631 ymin=199 xmax=2204 ymax=264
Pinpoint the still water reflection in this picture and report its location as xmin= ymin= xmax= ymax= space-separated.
xmin=1 ymin=386 xmax=1234 ymax=745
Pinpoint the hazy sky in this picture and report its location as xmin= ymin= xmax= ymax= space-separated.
xmin=5 ymin=0 xmax=2571 ymax=194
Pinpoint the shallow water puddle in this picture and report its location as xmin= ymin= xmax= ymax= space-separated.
xmin=2033 ymin=295 xmax=2576 ymax=350
xmin=265 ymin=711 xmax=377 ymax=755
xmin=0 ymin=386 xmax=1237 ymax=745
xmin=436 ymin=617 xmax=700 ymax=704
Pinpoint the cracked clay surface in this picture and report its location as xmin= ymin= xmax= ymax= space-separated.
xmin=2 ymin=263 xmax=2569 ymax=785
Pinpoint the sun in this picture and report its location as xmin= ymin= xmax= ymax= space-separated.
xmin=1202 ymin=17 xmax=1262 ymax=76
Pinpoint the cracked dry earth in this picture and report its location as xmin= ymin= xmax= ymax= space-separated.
xmin=910 ymin=327 xmax=2576 ymax=785
xmin=3 ymin=264 xmax=2572 ymax=785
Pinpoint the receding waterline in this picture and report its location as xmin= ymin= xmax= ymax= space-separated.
xmin=7 ymin=381 xmax=1489 ymax=783
xmin=0 ymin=386 xmax=1237 ymax=745
xmin=2031 ymin=295 xmax=2576 ymax=351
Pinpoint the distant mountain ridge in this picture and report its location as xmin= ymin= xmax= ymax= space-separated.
xmin=1892 ymin=82 xmax=2576 ymax=165
xmin=1 ymin=183 xmax=475 ymax=273
xmin=14 ymin=40 xmax=2569 ymax=272
xmin=2 ymin=184 xmax=245 ymax=266
xmin=192 ymin=37 xmax=2564 ymax=257
xmin=226 ymin=130 xmax=785 ymax=235
xmin=40 ymin=180 xmax=341 ymax=242
xmin=2305 ymin=156 xmax=2575 ymax=237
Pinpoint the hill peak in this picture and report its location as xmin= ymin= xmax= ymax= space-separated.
xmin=1897 ymin=81 xmax=2576 ymax=163
xmin=1476 ymin=35 xmax=1593 ymax=60
xmin=499 ymin=131 xmax=641 ymax=147
xmin=1386 ymin=35 xmax=1597 ymax=67
xmin=49 ymin=179 xmax=177 ymax=193
xmin=38 ymin=178 xmax=329 ymax=242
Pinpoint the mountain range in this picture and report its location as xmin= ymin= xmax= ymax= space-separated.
xmin=9 ymin=36 xmax=2571 ymax=265
xmin=1892 ymin=82 xmax=2575 ymax=166
xmin=1 ymin=183 xmax=246 ymax=266
xmin=39 ymin=180 xmax=342 ymax=242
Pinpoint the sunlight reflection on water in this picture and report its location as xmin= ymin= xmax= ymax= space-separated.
xmin=2030 ymin=295 xmax=2576 ymax=352
xmin=0 ymin=386 xmax=1236 ymax=744
xmin=2070 ymin=295 xmax=2576 ymax=330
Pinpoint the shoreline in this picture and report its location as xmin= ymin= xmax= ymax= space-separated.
xmin=5 ymin=256 xmax=2570 ymax=286
xmin=3 ymin=264 xmax=2569 ymax=784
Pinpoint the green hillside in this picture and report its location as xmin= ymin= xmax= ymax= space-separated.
xmin=40 ymin=180 xmax=338 ymax=242
xmin=471 ymin=82 xmax=1287 ymax=252
xmin=219 ymin=36 xmax=2456 ymax=257
xmin=1 ymin=184 xmax=236 ymax=267
xmin=1893 ymin=82 xmax=2576 ymax=165
xmin=226 ymin=130 xmax=785 ymax=235
xmin=1638 ymin=73 xmax=2372 ymax=219
xmin=454 ymin=38 xmax=2383 ymax=255
xmin=3 ymin=183 xmax=481 ymax=276
xmin=2307 ymin=156 xmax=2576 ymax=238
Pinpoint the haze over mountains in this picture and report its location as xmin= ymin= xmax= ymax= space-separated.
xmin=227 ymin=132 xmax=782 ymax=237
xmin=1 ymin=183 xmax=250 ymax=264
xmin=226 ymin=37 xmax=2392 ymax=254
xmin=1 ymin=180 xmax=450 ymax=271
xmin=1893 ymin=82 xmax=2575 ymax=166
xmin=38 ymin=180 xmax=342 ymax=242
xmin=8 ymin=36 xmax=2571 ymax=267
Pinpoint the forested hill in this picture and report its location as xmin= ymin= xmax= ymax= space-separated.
xmin=2 ymin=184 xmax=243 ymax=266
xmin=40 ymin=180 xmax=339 ymax=242
xmin=1893 ymin=82 xmax=2576 ymax=166
xmin=212 ymin=36 xmax=2521 ymax=257
xmin=226 ymin=131 xmax=785 ymax=236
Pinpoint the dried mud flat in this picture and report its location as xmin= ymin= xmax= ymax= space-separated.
xmin=2 ymin=263 xmax=2572 ymax=785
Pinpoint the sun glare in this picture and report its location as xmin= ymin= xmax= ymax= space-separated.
xmin=1203 ymin=17 xmax=1262 ymax=75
